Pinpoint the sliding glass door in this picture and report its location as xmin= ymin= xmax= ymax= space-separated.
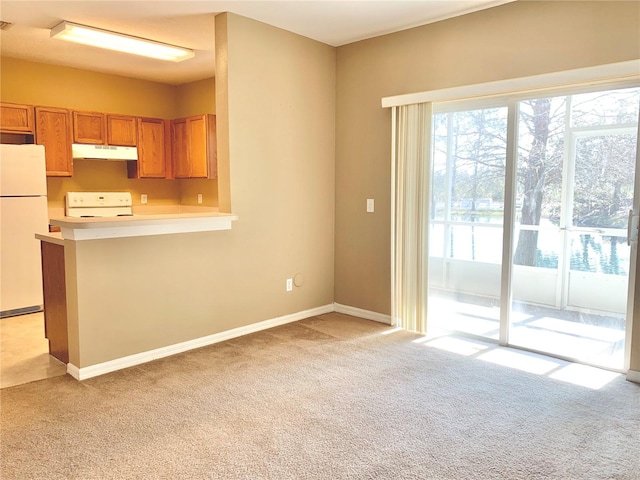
xmin=510 ymin=88 xmax=640 ymax=369
xmin=427 ymin=84 xmax=640 ymax=370
xmin=428 ymin=104 xmax=508 ymax=340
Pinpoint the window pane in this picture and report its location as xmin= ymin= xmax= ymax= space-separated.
xmin=571 ymin=88 xmax=640 ymax=128
xmin=448 ymin=108 xmax=507 ymax=221
xmin=429 ymin=223 xmax=445 ymax=258
xmin=514 ymin=96 xmax=566 ymax=266
xmin=510 ymin=86 xmax=638 ymax=371
xmin=431 ymin=114 xmax=448 ymax=221
xmin=568 ymin=233 xmax=630 ymax=276
xmin=448 ymin=225 xmax=503 ymax=263
xmin=573 ymin=134 xmax=637 ymax=229
xmin=429 ymin=105 xmax=507 ymax=341
xmin=513 ymin=226 xmax=561 ymax=270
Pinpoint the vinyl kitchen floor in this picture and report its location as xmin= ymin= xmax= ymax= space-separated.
xmin=0 ymin=312 xmax=66 ymax=389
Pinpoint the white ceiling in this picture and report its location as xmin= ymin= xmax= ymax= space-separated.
xmin=0 ymin=0 xmax=513 ymax=85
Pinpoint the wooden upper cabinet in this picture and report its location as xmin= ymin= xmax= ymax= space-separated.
xmin=6 ymin=103 xmax=214 ymax=180
xmin=171 ymin=114 xmax=216 ymax=179
xmin=107 ymin=115 xmax=137 ymax=146
xmin=188 ymin=115 xmax=215 ymax=178
xmin=35 ymin=106 xmax=73 ymax=177
xmin=171 ymin=118 xmax=190 ymax=179
xmin=74 ymin=111 xmax=137 ymax=146
xmin=128 ymin=117 xmax=168 ymax=179
xmin=1 ymin=103 xmax=34 ymax=134
xmin=73 ymin=111 xmax=106 ymax=144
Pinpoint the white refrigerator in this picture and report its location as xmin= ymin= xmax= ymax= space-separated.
xmin=0 ymin=144 xmax=50 ymax=317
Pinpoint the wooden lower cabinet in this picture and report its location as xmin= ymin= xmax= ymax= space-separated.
xmin=41 ymin=242 xmax=69 ymax=364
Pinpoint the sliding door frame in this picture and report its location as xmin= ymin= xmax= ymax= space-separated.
xmin=625 ymin=117 xmax=640 ymax=371
xmin=499 ymin=98 xmax=519 ymax=346
xmin=386 ymin=62 xmax=640 ymax=372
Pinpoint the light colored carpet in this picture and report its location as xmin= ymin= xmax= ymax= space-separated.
xmin=1 ymin=312 xmax=639 ymax=479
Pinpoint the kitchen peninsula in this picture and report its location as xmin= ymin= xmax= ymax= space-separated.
xmin=37 ymin=211 xmax=238 ymax=380
xmin=50 ymin=211 xmax=237 ymax=240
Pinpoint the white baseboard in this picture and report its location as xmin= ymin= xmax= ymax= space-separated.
xmin=66 ymin=363 xmax=80 ymax=380
xmin=333 ymin=303 xmax=391 ymax=325
xmin=65 ymin=304 xmax=640 ymax=385
xmin=627 ymin=369 xmax=640 ymax=384
xmin=67 ymin=303 xmax=334 ymax=381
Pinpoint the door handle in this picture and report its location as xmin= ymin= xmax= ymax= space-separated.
xmin=628 ymin=209 xmax=639 ymax=246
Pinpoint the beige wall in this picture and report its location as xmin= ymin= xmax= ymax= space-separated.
xmin=175 ymin=77 xmax=218 ymax=207
xmin=68 ymin=233 xmax=241 ymax=366
xmin=215 ymin=14 xmax=231 ymax=213
xmin=334 ymin=0 xmax=640 ymax=313
xmin=67 ymin=13 xmax=336 ymax=367
xmin=175 ymin=77 xmax=216 ymax=117
xmin=0 ymin=57 xmax=177 ymax=116
xmin=214 ymin=12 xmax=336 ymax=324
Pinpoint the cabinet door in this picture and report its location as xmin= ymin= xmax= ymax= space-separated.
xmin=1 ymin=103 xmax=34 ymax=133
xmin=41 ymin=242 xmax=69 ymax=364
xmin=187 ymin=116 xmax=209 ymax=178
xmin=205 ymin=115 xmax=217 ymax=179
xmin=172 ymin=114 xmax=216 ymax=179
xmin=171 ymin=119 xmax=190 ymax=178
xmin=136 ymin=117 xmax=167 ymax=178
xmin=35 ymin=106 xmax=73 ymax=177
xmin=107 ymin=115 xmax=137 ymax=146
xmin=73 ymin=111 xmax=106 ymax=144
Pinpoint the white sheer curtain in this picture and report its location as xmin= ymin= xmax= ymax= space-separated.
xmin=391 ymin=102 xmax=432 ymax=334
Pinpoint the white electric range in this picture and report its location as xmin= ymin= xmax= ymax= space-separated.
xmin=65 ymin=192 xmax=133 ymax=218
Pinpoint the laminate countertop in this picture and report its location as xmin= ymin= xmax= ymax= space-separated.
xmin=35 ymin=231 xmax=64 ymax=246
xmin=48 ymin=212 xmax=239 ymax=240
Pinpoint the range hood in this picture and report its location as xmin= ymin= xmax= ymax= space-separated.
xmin=72 ymin=143 xmax=138 ymax=161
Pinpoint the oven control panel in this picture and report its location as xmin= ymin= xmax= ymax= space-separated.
xmin=66 ymin=191 xmax=132 ymax=207
xmin=66 ymin=192 xmax=133 ymax=217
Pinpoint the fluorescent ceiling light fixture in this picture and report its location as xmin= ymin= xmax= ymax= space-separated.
xmin=50 ymin=21 xmax=194 ymax=62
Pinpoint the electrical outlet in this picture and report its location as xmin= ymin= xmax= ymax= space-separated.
xmin=286 ymin=278 xmax=293 ymax=292
xmin=141 ymin=194 xmax=148 ymax=204
xmin=197 ymin=193 xmax=203 ymax=204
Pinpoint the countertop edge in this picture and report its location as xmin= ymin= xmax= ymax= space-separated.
xmin=36 ymin=232 xmax=65 ymax=246
xmin=49 ymin=212 xmax=239 ymax=240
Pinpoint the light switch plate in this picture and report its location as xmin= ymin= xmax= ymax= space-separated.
xmin=366 ymin=198 xmax=375 ymax=213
